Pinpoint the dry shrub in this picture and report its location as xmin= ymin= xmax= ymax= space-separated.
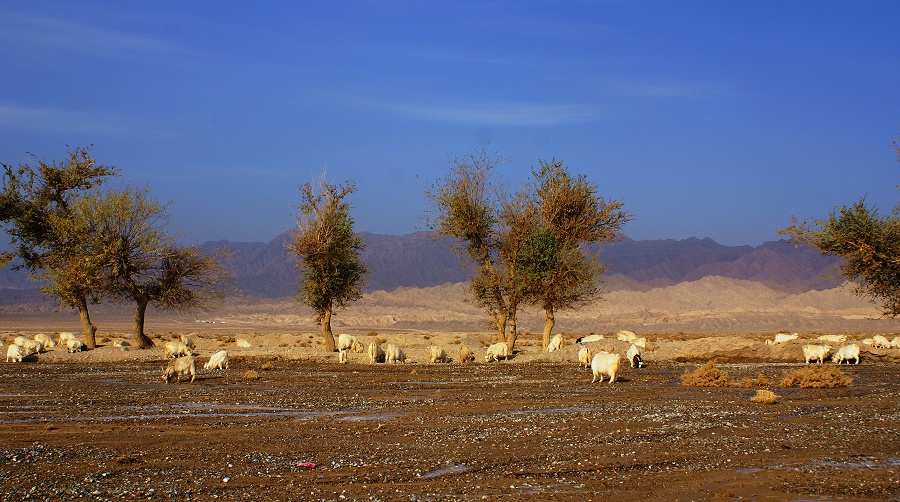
xmin=260 ymin=362 xmax=275 ymax=371
xmin=780 ymin=365 xmax=852 ymax=388
xmin=449 ymin=339 xmax=461 ymax=345
xmin=734 ymin=373 xmax=771 ymax=388
xmin=422 ymin=334 xmax=431 ymax=340
xmin=243 ymin=370 xmax=259 ymax=380
xmin=750 ymin=389 xmax=779 ymax=404
xmin=681 ymin=361 xmax=730 ymax=387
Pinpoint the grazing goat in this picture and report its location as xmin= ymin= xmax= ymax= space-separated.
xmin=765 ymin=333 xmax=799 ymax=346
xmin=33 ymin=333 xmax=56 ymax=348
xmin=818 ymin=334 xmax=847 ymax=344
xmin=180 ymin=334 xmax=196 ymax=350
xmin=368 ymin=342 xmax=385 ymax=364
xmin=337 ymin=333 xmax=364 ymax=353
xmin=616 ymin=330 xmax=637 ymax=342
xmin=802 ymin=344 xmax=831 ymax=364
xmin=57 ymin=332 xmax=76 ymax=346
xmin=831 ymin=344 xmax=860 ymax=365
xmin=164 ymin=340 xmax=193 ymax=358
xmin=235 ymin=338 xmax=252 ymax=348
xmin=338 ymin=348 xmax=350 ymax=364
xmin=163 ymin=356 xmax=196 ymax=383
xmin=575 ymin=334 xmax=603 ymax=344
xmin=66 ymin=338 xmax=85 ymax=353
xmin=577 ymin=346 xmax=593 ymax=369
xmin=429 ymin=345 xmax=450 ymax=363
xmin=591 ymin=352 xmax=621 ymax=384
xmin=547 ymin=333 xmax=563 ymax=353
xmin=871 ymin=335 xmax=892 ymax=349
xmin=631 ymin=337 xmax=647 ymax=349
xmin=626 ymin=343 xmax=644 ymax=368
xmin=459 ymin=345 xmax=475 ymax=363
xmin=385 ymin=343 xmax=406 ymax=364
xmin=6 ymin=344 xmax=23 ymax=363
xmin=17 ymin=339 xmax=43 ymax=356
xmin=484 ymin=342 xmax=510 ymax=362
xmin=204 ymin=350 xmax=229 ymax=370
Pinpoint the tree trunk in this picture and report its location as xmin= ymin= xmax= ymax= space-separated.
xmin=133 ymin=299 xmax=155 ymax=349
xmin=321 ymin=309 xmax=336 ymax=352
xmin=494 ymin=310 xmax=508 ymax=343
xmin=506 ymin=310 xmax=518 ymax=351
xmin=76 ymin=296 xmax=97 ymax=349
xmin=542 ymin=305 xmax=555 ymax=352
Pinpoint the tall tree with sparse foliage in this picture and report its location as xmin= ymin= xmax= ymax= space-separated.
xmin=77 ymin=187 xmax=233 ymax=348
xmin=781 ymin=139 xmax=900 ymax=317
xmin=0 ymin=147 xmax=117 ymax=347
xmin=289 ymin=176 xmax=368 ymax=352
xmin=525 ymin=159 xmax=631 ymax=351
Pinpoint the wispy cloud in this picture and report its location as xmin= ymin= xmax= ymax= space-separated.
xmin=392 ymin=101 xmax=604 ymax=126
xmin=603 ymin=78 xmax=726 ymax=99
xmin=0 ymin=105 xmax=132 ymax=135
xmin=0 ymin=13 xmax=185 ymax=59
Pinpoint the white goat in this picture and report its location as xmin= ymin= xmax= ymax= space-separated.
xmin=385 ymin=343 xmax=406 ymax=364
xmin=818 ymin=334 xmax=847 ymax=343
xmin=57 ymin=332 xmax=76 ymax=346
xmin=163 ymin=356 xmax=196 ymax=383
xmin=33 ymin=333 xmax=56 ymax=348
xmin=484 ymin=342 xmax=510 ymax=362
xmin=337 ymin=333 xmax=364 ymax=353
xmin=66 ymin=338 xmax=85 ymax=353
xmin=632 ymin=337 xmax=647 ymax=349
xmin=368 ymin=342 xmax=385 ymax=364
xmin=831 ymin=344 xmax=860 ymax=365
xmin=766 ymin=332 xmax=799 ymax=346
xmin=180 ymin=334 xmax=196 ymax=350
xmin=429 ymin=345 xmax=450 ymax=363
xmin=892 ymin=336 xmax=900 ymax=349
xmin=235 ymin=338 xmax=252 ymax=348
xmin=204 ymin=350 xmax=229 ymax=370
xmin=616 ymin=330 xmax=637 ymax=342
xmin=626 ymin=343 xmax=644 ymax=368
xmin=577 ymin=346 xmax=593 ymax=368
xmin=164 ymin=340 xmax=193 ymax=358
xmin=871 ymin=335 xmax=892 ymax=349
xmin=17 ymin=339 xmax=43 ymax=356
xmin=575 ymin=334 xmax=604 ymax=344
xmin=459 ymin=345 xmax=475 ymax=363
xmin=338 ymin=348 xmax=350 ymax=364
xmin=802 ymin=344 xmax=831 ymax=364
xmin=547 ymin=333 xmax=563 ymax=353
xmin=6 ymin=344 xmax=23 ymax=362
xmin=591 ymin=352 xmax=621 ymax=384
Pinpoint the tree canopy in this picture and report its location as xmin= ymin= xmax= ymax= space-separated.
xmin=289 ymin=176 xmax=368 ymax=352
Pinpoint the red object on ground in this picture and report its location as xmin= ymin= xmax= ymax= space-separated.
xmin=296 ymin=462 xmax=317 ymax=469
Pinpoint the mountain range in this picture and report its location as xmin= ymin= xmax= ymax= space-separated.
xmin=0 ymin=232 xmax=843 ymax=304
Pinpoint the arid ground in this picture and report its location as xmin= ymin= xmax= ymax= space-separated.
xmin=3 ymin=280 xmax=900 ymax=501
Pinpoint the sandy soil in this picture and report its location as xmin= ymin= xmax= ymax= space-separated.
xmin=2 ymin=321 xmax=900 ymax=501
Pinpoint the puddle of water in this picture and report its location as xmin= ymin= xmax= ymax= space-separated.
xmin=420 ymin=464 xmax=468 ymax=479
xmin=337 ymin=412 xmax=404 ymax=422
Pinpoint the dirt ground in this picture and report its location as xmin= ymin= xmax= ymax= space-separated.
xmin=2 ymin=324 xmax=900 ymax=501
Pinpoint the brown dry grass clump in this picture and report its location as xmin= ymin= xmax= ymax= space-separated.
xmin=681 ymin=361 xmax=730 ymax=387
xmin=734 ymin=373 xmax=771 ymax=388
xmin=750 ymin=389 xmax=779 ymax=404
xmin=780 ymin=365 xmax=852 ymax=388
xmin=243 ymin=369 xmax=259 ymax=380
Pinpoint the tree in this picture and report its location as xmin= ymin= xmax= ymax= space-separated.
xmin=1 ymin=147 xmax=118 ymax=347
xmin=77 ymin=187 xmax=233 ymax=348
xmin=425 ymin=149 xmax=521 ymax=344
xmin=289 ymin=176 xmax=368 ymax=352
xmin=526 ymin=159 xmax=631 ymax=351
xmin=781 ymin=139 xmax=900 ymax=318
xmin=781 ymin=199 xmax=900 ymax=317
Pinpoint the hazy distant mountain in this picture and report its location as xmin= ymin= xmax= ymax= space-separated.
xmin=0 ymin=232 xmax=842 ymax=303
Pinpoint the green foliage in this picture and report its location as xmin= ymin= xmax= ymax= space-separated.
xmin=782 ymin=198 xmax=900 ymax=317
xmin=289 ymin=176 xmax=368 ymax=321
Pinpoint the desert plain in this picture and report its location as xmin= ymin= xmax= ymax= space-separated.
xmin=2 ymin=279 xmax=900 ymax=501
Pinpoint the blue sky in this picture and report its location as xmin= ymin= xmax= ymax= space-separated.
xmin=1 ymin=1 xmax=898 ymax=246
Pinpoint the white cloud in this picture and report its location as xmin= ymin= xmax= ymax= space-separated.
xmin=0 ymin=104 xmax=147 ymax=136
xmin=394 ymin=101 xmax=604 ymax=126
